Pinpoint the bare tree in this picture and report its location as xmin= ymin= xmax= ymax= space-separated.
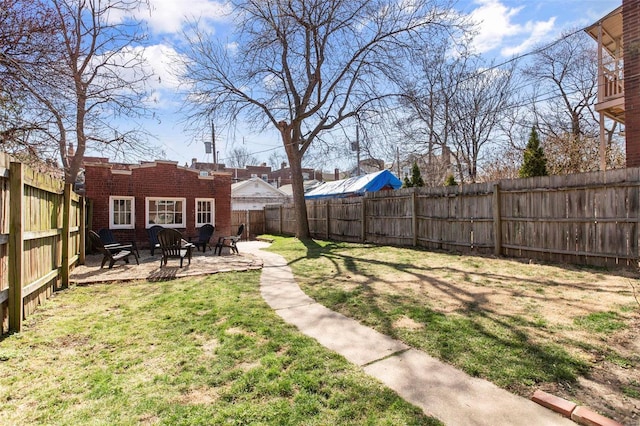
xmin=226 ymin=146 xmax=259 ymax=169
xmin=398 ymin=39 xmax=473 ymax=185
xmin=268 ymin=150 xmax=288 ymax=171
xmin=1 ymin=0 xmax=154 ymax=184
xmin=1 ymin=0 xmax=58 ymax=158
xmin=448 ymin=60 xmax=517 ymax=182
xmin=524 ymin=31 xmax=624 ymax=174
xmin=178 ymin=0 xmax=462 ymax=238
xmin=398 ymin=28 xmax=518 ymax=184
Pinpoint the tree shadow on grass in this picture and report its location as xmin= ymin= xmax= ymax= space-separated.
xmin=282 ymin=239 xmax=607 ymax=392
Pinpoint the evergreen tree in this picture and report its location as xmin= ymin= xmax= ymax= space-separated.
xmin=403 ymin=162 xmax=425 ymax=188
xmin=444 ymin=174 xmax=458 ymax=186
xmin=519 ymin=126 xmax=548 ymax=178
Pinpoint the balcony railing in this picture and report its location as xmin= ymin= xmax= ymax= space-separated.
xmin=599 ymin=56 xmax=624 ymax=101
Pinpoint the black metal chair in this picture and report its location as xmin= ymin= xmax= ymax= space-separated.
xmin=98 ymin=228 xmax=139 ymax=257
xmin=88 ymin=230 xmax=138 ymax=269
xmin=157 ymin=228 xmax=193 ymax=268
xmin=147 ymin=225 xmax=164 ymax=255
xmin=215 ymin=224 xmax=244 ymax=256
xmin=190 ymin=224 xmax=215 ymax=252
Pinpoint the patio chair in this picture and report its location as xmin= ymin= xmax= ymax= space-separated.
xmin=88 ymin=230 xmax=138 ymax=269
xmin=147 ymin=225 xmax=164 ymax=255
xmin=98 ymin=228 xmax=139 ymax=257
xmin=215 ymin=223 xmax=244 ymax=256
xmin=157 ymin=228 xmax=193 ymax=268
xmin=190 ymin=224 xmax=215 ymax=252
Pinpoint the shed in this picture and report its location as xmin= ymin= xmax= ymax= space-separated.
xmin=304 ymin=170 xmax=402 ymax=200
xmin=231 ymin=177 xmax=290 ymax=210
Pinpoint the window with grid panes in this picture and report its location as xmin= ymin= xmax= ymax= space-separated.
xmin=195 ymin=198 xmax=215 ymax=227
xmin=109 ymin=196 xmax=135 ymax=229
xmin=146 ymin=197 xmax=185 ymax=228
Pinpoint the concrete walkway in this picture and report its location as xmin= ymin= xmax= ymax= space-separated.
xmin=242 ymin=241 xmax=575 ymax=426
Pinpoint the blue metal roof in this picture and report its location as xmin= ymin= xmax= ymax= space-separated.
xmin=304 ymin=170 xmax=402 ymax=200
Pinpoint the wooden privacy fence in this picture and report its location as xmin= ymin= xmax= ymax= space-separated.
xmin=265 ymin=167 xmax=640 ymax=268
xmin=0 ymin=154 xmax=85 ymax=335
xmin=231 ymin=210 xmax=265 ymax=240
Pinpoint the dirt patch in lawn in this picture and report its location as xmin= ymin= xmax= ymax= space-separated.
xmin=309 ymin=248 xmax=640 ymax=425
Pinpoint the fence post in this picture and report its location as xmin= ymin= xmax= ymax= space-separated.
xmin=493 ymin=183 xmax=502 ymax=256
xmin=61 ymin=183 xmax=72 ymax=289
xmin=361 ymin=197 xmax=367 ymax=243
xmin=412 ymin=190 xmax=418 ymax=247
xmin=278 ymin=205 xmax=283 ymax=235
xmin=245 ymin=209 xmax=250 ymax=240
xmin=8 ymin=162 xmax=24 ymax=332
xmin=79 ymin=196 xmax=86 ymax=264
xmin=325 ymin=200 xmax=330 ymax=240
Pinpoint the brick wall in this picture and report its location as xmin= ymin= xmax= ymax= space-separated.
xmin=191 ymin=160 xmax=321 ymax=186
xmin=624 ymin=0 xmax=640 ymax=166
xmin=85 ymin=160 xmax=232 ymax=248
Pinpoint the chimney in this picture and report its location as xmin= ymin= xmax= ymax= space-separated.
xmin=261 ymin=162 xmax=267 ymax=167
xmin=334 ymin=168 xmax=339 ymax=180
xmin=281 ymin=161 xmax=287 ymax=169
xmin=191 ymin=158 xmax=197 ymax=168
xmin=68 ymin=143 xmax=74 ymax=157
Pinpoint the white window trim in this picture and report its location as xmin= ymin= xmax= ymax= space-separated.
xmin=195 ymin=198 xmax=216 ymax=227
xmin=109 ymin=196 xmax=135 ymax=230
xmin=145 ymin=197 xmax=186 ymax=228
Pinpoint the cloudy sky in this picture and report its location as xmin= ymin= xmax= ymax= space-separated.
xmin=111 ymin=0 xmax=622 ymax=170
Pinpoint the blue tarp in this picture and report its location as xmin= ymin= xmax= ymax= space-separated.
xmin=305 ymin=170 xmax=402 ymax=200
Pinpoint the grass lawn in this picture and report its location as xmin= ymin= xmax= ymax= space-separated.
xmin=265 ymin=236 xmax=640 ymax=425
xmin=0 ymin=271 xmax=439 ymax=425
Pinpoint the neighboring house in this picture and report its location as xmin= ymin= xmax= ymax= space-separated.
xmin=190 ymin=159 xmax=322 ymax=187
xmin=84 ymin=159 xmax=232 ymax=248
xmin=305 ymin=170 xmax=402 ymax=200
xmin=345 ymin=158 xmax=386 ymax=177
xmin=391 ymin=149 xmax=455 ymax=186
xmin=231 ymin=177 xmax=291 ymax=210
xmin=323 ymin=169 xmax=350 ymax=181
xmin=586 ymin=0 xmax=639 ymax=167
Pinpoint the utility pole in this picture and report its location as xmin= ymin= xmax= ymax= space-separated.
xmin=211 ymin=120 xmax=217 ymax=170
xmin=356 ymin=124 xmax=361 ymax=176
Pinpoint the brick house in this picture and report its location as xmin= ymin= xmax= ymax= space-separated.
xmin=84 ymin=159 xmax=232 ymax=249
xmin=623 ymin=0 xmax=640 ymax=167
xmin=189 ymin=159 xmax=321 ymax=187
xmin=587 ymin=0 xmax=640 ymax=167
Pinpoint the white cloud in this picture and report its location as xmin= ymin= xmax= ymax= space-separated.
xmin=144 ymin=44 xmax=184 ymax=90
xmin=110 ymin=0 xmax=230 ymax=35
xmin=141 ymin=44 xmax=191 ymax=109
xmin=225 ymin=41 xmax=239 ymax=55
xmin=500 ymin=17 xmax=556 ymax=57
xmin=148 ymin=0 xmax=231 ymax=34
xmin=468 ymin=0 xmax=556 ymax=56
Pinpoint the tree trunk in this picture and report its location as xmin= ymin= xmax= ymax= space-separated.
xmin=279 ymin=121 xmax=311 ymax=239
xmin=288 ymin=149 xmax=311 ymax=240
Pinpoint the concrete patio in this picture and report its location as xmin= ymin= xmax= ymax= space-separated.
xmin=70 ymin=243 xmax=263 ymax=285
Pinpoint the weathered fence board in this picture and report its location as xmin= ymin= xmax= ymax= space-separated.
xmin=265 ymin=167 xmax=640 ymax=268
